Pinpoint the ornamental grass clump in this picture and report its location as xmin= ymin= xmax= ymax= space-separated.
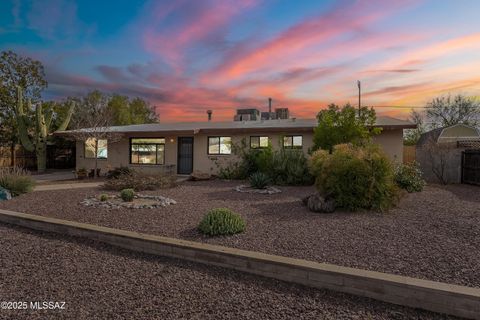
xmin=198 ymin=208 xmax=246 ymax=236
xmin=0 ymin=166 xmax=35 ymax=196
xmin=120 ymin=188 xmax=135 ymax=202
xmin=309 ymin=143 xmax=398 ymax=211
xmin=394 ymin=162 xmax=425 ymax=193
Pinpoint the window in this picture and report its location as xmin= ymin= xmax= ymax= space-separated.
xmin=85 ymin=138 xmax=108 ymax=159
xmin=283 ymin=135 xmax=303 ymax=149
xmin=250 ymin=136 xmax=269 ymax=149
xmin=130 ymin=138 xmax=165 ymax=165
xmin=208 ymin=136 xmax=232 ymax=155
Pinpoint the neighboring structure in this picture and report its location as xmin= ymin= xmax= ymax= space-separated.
xmin=416 ymin=124 xmax=480 ymax=184
xmin=59 ymin=116 xmax=414 ymax=175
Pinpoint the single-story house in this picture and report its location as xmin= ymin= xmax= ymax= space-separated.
xmin=59 ymin=116 xmax=415 ymax=175
xmin=416 ymin=124 xmax=480 ymax=183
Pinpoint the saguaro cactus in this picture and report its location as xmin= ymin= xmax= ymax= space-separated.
xmin=14 ymin=86 xmax=75 ymax=173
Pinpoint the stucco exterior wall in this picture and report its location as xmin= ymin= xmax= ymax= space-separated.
xmin=76 ymin=129 xmax=402 ymax=175
xmin=372 ymin=128 xmax=404 ymax=163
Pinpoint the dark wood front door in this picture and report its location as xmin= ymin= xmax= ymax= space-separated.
xmin=177 ymin=137 xmax=194 ymax=174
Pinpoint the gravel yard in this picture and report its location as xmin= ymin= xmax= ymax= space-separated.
xmin=1 ymin=180 xmax=479 ymax=288
xmin=0 ymin=224 xmax=459 ymax=320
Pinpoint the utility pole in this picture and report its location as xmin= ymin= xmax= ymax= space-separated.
xmin=357 ymin=80 xmax=361 ymax=115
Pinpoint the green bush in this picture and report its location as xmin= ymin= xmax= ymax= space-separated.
xmin=249 ymin=172 xmax=270 ymax=189
xmin=0 ymin=167 xmax=35 ymax=196
xmin=120 ymin=188 xmax=135 ymax=202
xmin=198 ymin=208 xmax=246 ymax=236
xmin=310 ymin=144 xmax=398 ymax=211
xmin=104 ymin=171 xmax=176 ymax=191
xmin=394 ymin=162 xmax=425 ymax=193
xmin=99 ymin=194 xmax=109 ymax=201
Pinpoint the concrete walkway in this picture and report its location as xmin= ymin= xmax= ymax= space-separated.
xmin=32 ymin=170 xmax=76 ymax=183
xmin=34 ymin=182 xmax=103 ymax=192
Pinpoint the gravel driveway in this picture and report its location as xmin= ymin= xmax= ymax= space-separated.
xmin=0 ymin=224 xmax=459 ymax=320
xmin=1 ymin=180 xmax=479 ymax=288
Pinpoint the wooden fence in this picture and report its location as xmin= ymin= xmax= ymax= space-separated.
xmin=0 ymin=146 xmax=36 ymax=169
xmin=0 ymin=145 xmax=75 ymax=169
xmin=403 ymin=145 xmax=416 ymax=164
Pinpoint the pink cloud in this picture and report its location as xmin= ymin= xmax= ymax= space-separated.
xmin=143 ymin=0 xmax=258 ymax=69
xmin=204 ymin=0 xmax=419 ymax=84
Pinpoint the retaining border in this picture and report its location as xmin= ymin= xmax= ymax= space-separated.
xmin=0 ymin=209 xmax=478 ymax=319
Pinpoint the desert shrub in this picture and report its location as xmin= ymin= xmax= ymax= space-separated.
xmin=106 ymin=166 xmax=133 ymax=179
xmin=310 ymin=144 xmax=398 ymax=211
xmin=99 ymin=194 xmax=109 ymax=201
xmin=218 ymin=163 xmax=244 ymax=180
xmin=270 ymin=149 xmax=313 ymax=186
xmin=394 ymin=162 xmax=425 ymax=193
xmin=120 ymin=189 xmax=135 ymax=202
xmin=217 ymin=140 xmax=312 ymax=186
xmin=249 ymin=172 xmax=270 ymax=189
xmin=198 ymin=208 xmax=246 ymax=236
xmin=104 ymin=171 xmax=176 ymax=191
xmin=0 ymin=167 xmax=35 ymax=196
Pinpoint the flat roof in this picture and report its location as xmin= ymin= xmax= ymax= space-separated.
xmin=58 ymin=116 xmax=415 ymax=135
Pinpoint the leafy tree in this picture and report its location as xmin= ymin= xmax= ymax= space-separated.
xmin=426 ymin=94 xmax=480 ymax=129
xmin=0 ymin=50 xmax=47 ymax=165
xmin=107 ymin=94 xmax=158 ymax=125
xmin=69 ymin=91 xmax=122 ymax=178
xmin=313 ymin=103 xmax=380 ymax=153
xmin=403 ymin=109 xmax=426 ymax=146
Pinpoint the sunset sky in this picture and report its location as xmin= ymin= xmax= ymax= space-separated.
xmin=1 ymin=0 xmax=480 ymax=121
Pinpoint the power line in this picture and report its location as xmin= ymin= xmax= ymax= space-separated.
xmin=373 ymin=105 xmax=480 ymax=109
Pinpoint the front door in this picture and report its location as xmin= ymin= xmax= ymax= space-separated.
xmin=177 ymin=137 xmax=194 ymax=174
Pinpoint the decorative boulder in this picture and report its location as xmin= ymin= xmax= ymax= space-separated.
xmin=190 ymin=171 xmax=211 ymax=181
xmin=0 ymin=187 xmax=12 ymax=201
xmin=302 ymin=193 xmax=336 ymax=213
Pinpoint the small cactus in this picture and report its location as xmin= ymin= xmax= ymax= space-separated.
xmin=120 ymin=189 xmax=135 ymax=202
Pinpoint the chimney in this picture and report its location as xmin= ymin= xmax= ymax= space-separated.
xmin=268 ymin=97 xmax=272 ymax=113
xmin=207 ymin=110 xmax=212 ymax=121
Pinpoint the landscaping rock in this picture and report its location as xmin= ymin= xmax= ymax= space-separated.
xmin=235 ymin=185 xmax=281 ymax=194
xmin=81 ymin=194 xmax=176 ymax=209
xmin=190 ymin=171 xmax=211 ymax=181
xmin=0 ymin=187 xmax=12 ymax=201
xmin=304 ymin=193 xmax=336 ymax=213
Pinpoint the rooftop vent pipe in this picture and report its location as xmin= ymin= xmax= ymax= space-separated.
xmin=207 ymin=110 xmax=212 ymax=121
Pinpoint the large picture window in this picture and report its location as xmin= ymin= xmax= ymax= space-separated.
xmin=85 ymin=138 xmax=108 ymax=159
xmin=283 ymin=135 xmax=303 ymax=149
xmin=250 ymin=136 xmax=269 ymax=149
xmin=130 ymin=138 xmax=165 ymax=165
xmin=208 ymin=136 xmax=232 ymax=155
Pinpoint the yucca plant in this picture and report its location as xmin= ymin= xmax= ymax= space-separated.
xmin=249 ymin=172 xmax=270 ymax=189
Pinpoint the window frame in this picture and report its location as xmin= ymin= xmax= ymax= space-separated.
xmin=207 ymin=136 xmax=232 ymax=155
xmin=84 ymin=138 xmax=108 ymax=159
xmin=283 ymin=135 xmax=303 ymax=149
xmin=250 ymin=136 xmax=269 ymax=149
xmin=129 ymin=137 xmax=166 ymax=165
